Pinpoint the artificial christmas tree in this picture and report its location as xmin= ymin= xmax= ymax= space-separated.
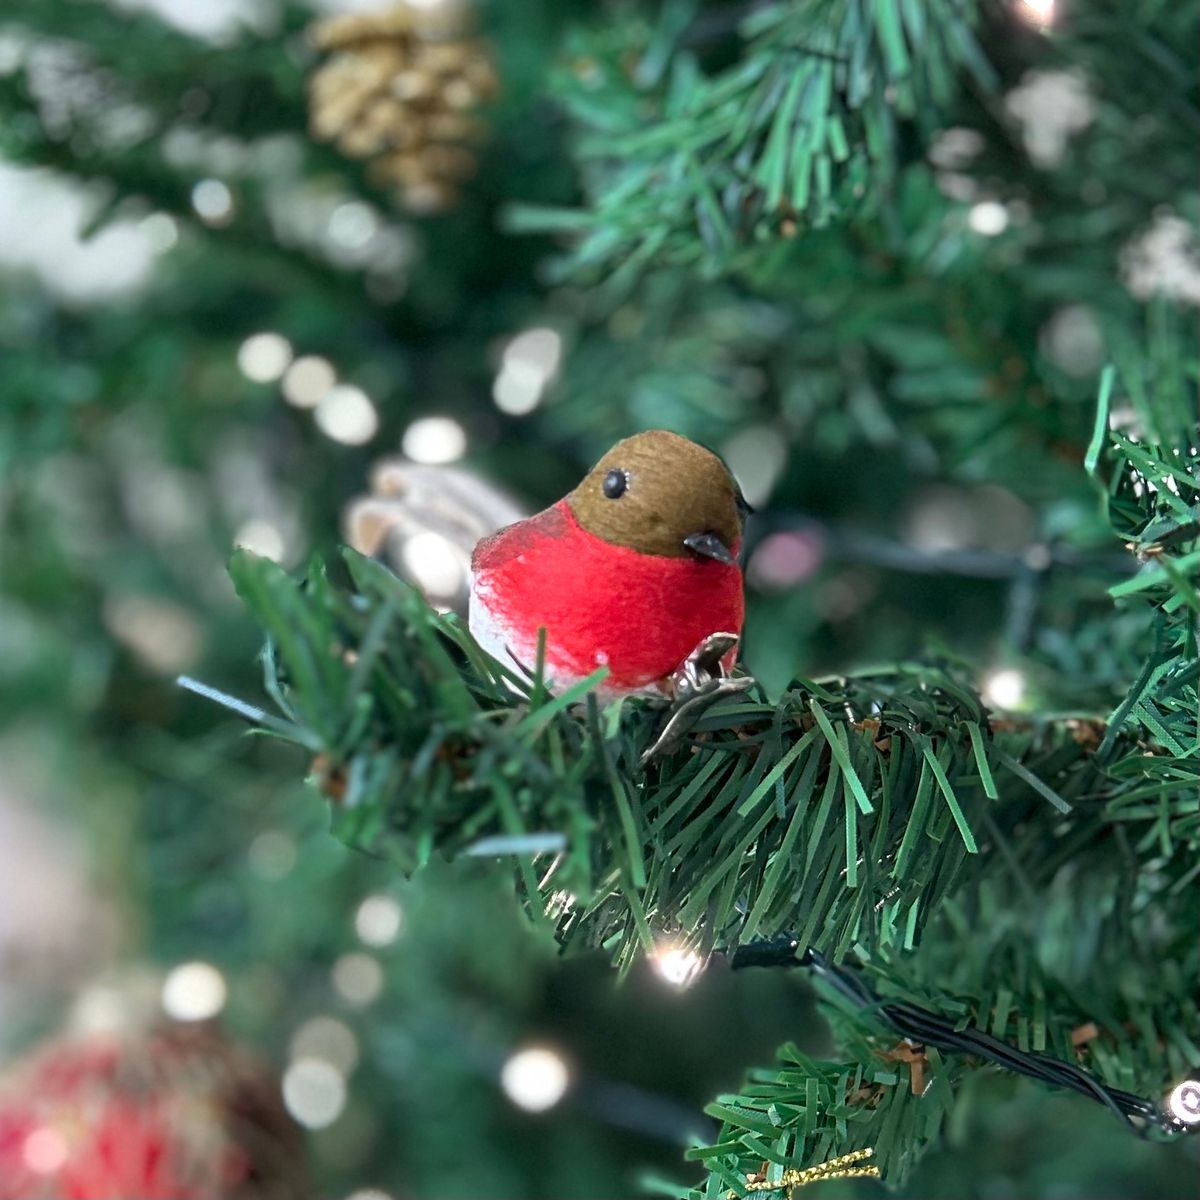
xmin=0 ymin=0 xmax=1197 ymax=1197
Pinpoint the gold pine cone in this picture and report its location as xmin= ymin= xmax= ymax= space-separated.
xmin=308 ymin=1 xmax=498 ymax=214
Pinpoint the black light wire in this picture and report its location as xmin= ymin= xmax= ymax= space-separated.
xmin=726 ymin=937 xmax=1192 ymax=1138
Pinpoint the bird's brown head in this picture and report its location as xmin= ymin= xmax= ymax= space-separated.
xmin=566 ymin=430 xmax=749 ymax=564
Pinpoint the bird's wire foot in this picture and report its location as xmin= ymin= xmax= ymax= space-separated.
xmin=640 ymin=633 xmax=755 ymax=765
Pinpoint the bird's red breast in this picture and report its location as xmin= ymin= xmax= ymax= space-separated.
xmin=470 ymin=500 xmax=744 ymax=693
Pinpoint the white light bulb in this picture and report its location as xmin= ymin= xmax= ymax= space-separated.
xmin=291 ymin=1016 xmax=360 ymax=1074
xmin=315 ymin=385 xmax=379 ymax=445
xmin=969 ymin=201 xmax=1009 ymax=237
xmin=283 ymin=356 xmax=336 ymax=409
xmin=162 ymin=961 xmax=227 ymax=1021
xmin=282 ymin=1058 xmax=347 ymax=1129
xmin=1168 ymin=1079 xmax=1200 ymax=1126
xmin=493 ymin=327 xmax=562 ymax=415
xmin=332 ymin=953 xmax=384 ymax=1007
xmin=982 ymin=668 xmax=1026 ymax=710
xmin=652 ymin=945 xmax=703 ymax=988
xmin=140 ymin=212 xmax=179 ymax=252
xmin=237 ymin=332 xmax=292 ymax=383
xmin=1017 ymin=0 xmax=1055 ymax=27
xmin=501 ymin=1046 xmax=570 ymax=1112
xmin=191 ymin=178 xmax=234 ymax=225
xmin=354 ymin=894 xmax=404 ymax=947
xmin=328 ymin=201 xmax=378 ymax=250
xmin=402 ymin=415 xmax=467 ymax=464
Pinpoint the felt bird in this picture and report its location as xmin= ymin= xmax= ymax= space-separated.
xmin=469 ymin=430 xmax=748 ymax=697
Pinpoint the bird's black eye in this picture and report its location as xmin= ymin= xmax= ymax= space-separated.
xmin=602 ymin=468 xmax=628 ymax=499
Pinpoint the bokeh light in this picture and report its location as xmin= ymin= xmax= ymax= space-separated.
xmin=493 ymin=327 xmax=563 ymax=415
xmin=283 ymin=355 xmax=337 ymax=409
xmin=283 ymin=1058 xmax=347 ymax=1129
xmin=651 ymin=945 xmax=703 ymax=988
xmin=1016 ymin=0 xmax=1055 ymax=27
xmin=332 ymin=953 xmax=384 ymax=1007
xmin=191 ymin=178 xmax=234 ymax=225
xmin=500 ymin=1046 xmax=570 ymax=1112
xmin=291 ymin=1016 xmax=360 ymax=1074
xmin=968 ymin=201 xmax=1009 ymax=236
xmin=22 ymin=1128 xmax=69 ymax=1176
xmin=402 ymin=415 xmax=467 ymax=463
xmin=161 ymin=961 xmax=227 ymax=1021
xmin=238 ymin=332 xmax=293 ymax=383
xmin=315 ymin=385 xmax=379 ymax=445
xmin=354 ymin=894 xmax=404 ymax=948
xmin=982 ymin=668 xmax=1026 ymax=710
xmin=1167 ymin=1079 xmax=1200 ymax=1126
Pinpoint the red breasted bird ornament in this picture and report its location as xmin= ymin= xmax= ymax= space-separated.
xmin=469 ymin=430 xmax=748 ymax=697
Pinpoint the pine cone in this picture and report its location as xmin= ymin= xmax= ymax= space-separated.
xmin=308 ymin=2 xmax=498 ymax=213
xmin=0 ymin=1023 xmax=308 ymax=1200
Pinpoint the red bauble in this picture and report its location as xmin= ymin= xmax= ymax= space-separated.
xmin=0 ymin=1024 xmax=307 ymax=1200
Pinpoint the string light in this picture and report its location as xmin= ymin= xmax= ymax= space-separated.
xmin=1167 ymin=1078 xmax=1200 ymax=1127
xmin=652 ymin=944 xmax=703 ymax=988
xmin=354 ymin=894 xmax=404 ymax=947
xmin=327 ymin=201 xmax=378 ymax=251
xmin=733 ymin=941 xmax=1198 ymax=1139
xmin=969 ymin=201 xmax=1009 ymax=236
xmin=982 ymin=667 xmax=1026 ymax=709
xmin=161 ymin=961 xmax=227 ymax=1021
xmin=332 ymin=952 xmax=384 ymax=1007
xmin=282 ymin=355 xmax=336 ymax=409
xmin=493 ymin=327 xmax=563 ymax=415
xmin=500 ymin=1046 xmax=570 ymax=1112
xmin=1017 ymin=0 xmax=1055 ymax=27
xmin=191 ymin=178 xmax=234 ymax=225
xmin=291 ymin=1016 xmax=360 ymax=1074
xmin=140 ymin=212 xmax=179 ymax=252
xmin=237 ymin=332 xmax=292 ymax=383
xmin=282 ymin=1058 xmax=347 ymax=1129
xmin=402 ymin=415 xmax=467 ymax=464
xmin=315 ymin=384 xmax=379 ymax=445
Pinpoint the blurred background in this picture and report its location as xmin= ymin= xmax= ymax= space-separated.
xmin=0 ymin=0 xmax=1197 ymax=1196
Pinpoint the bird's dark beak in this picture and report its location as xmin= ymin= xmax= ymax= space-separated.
xmin=683 ymin=531 xmax=736 ymax=566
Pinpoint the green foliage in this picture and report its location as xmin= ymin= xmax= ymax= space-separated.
xmin=510 ymin=0 xmax=991 ymax=275
xmin=3 ymin=0 xmax=1198 ymax=1194
xmin=216 ymin=340 xmax=1197 ymax=1190
xmin=230 ymin=547 xmax=1075 ymax=962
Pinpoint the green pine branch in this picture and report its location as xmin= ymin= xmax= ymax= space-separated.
xmin=684 ymin=921 xmax=1200 ymax=1194
xmin=202 ymin=350 xmax=1197 ymax=1191
xmin=226 ymin=540 xmax=1175 ymax=967
xmin=508 ymin=0 xmax=991 ymax=275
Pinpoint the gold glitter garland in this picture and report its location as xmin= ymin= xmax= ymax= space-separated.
xmin=728 ymin=1148 xmax=881 ymax=1197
